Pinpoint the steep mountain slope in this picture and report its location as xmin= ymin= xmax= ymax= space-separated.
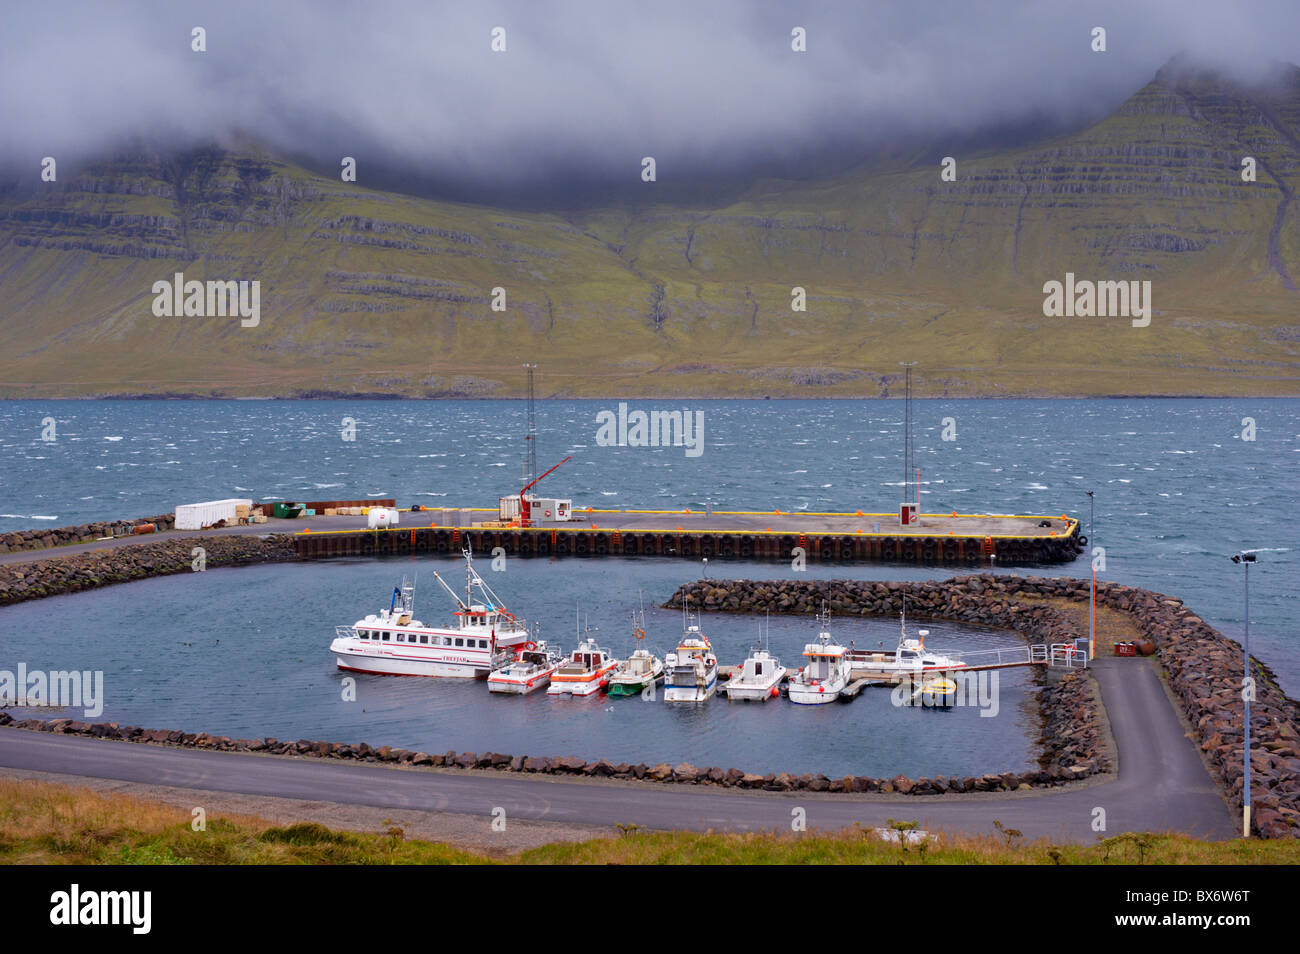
xmin=1 ymin=58 xmax=1298 ymax=398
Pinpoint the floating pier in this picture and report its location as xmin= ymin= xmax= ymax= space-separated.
xmin=286 ymin=506 xmax=1083 ymax=566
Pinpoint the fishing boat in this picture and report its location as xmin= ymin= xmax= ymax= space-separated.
xmin=487 ymin=640 xmax=563 ymax=694
xmin=607 ymin=613 xmax=664 ymax=697
xmin=847 ymin=604 xmax=967 ymax=676
xmin=787 ymin=609 xmax=850 ymax=705
xmin=330 ymin=549 xmax=530 ymax=678
xmin=723 ymin=648 xmax=786 ymax=701
xmin=663 ymin=615 xmax=718 ymax=703
xmin=723 ymin=616 xmax=786 ymax=701
xmin=547 ymin=618 xmax=620 ymax=696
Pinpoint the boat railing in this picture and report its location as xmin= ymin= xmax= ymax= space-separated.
xmin=334 ymin=625 xmax=357 ymax=639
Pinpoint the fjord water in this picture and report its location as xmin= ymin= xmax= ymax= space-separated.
xmin=1 ymin=399 xmax=1296 ymax=774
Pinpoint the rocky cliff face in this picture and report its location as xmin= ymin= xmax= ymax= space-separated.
xmin=1 ymin=58 xmax=1297 ymax=398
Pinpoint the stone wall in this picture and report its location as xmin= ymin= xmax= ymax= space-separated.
xmin=0 ymin=513 xmax=176 ymax=554
xmin=0 ymin=676 xmax=1100 ymax=796
xmin=0 ymin=534 xmax=297 ymax=606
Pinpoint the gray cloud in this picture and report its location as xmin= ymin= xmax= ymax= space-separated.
xmin=3 ymin=0 xmax=1299 ymax=202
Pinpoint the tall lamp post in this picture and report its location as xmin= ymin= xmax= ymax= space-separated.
xmin=1231 ymin=550 xmax=1257 ymax=838
xmin=1085 ymin=490 xmax=1095 ymax=659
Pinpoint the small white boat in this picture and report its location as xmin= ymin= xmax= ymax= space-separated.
xmin=663 ymin=615 xmax=718 ymax=703
xmin=330 ymin=549 xmax=528 ymax=679
xmin=488 ymin=640 xmax=562 ymax=695
xmin=724 ymin=648 xmax=786 ymax=701
xmin=787 ymin=610 xmax=850 ymax=705
xmin=547 ymin=635 xmax=619 ymax=696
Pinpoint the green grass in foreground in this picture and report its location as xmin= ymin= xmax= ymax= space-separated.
xmin=2 ymin=779 xmax=1295 ymax=865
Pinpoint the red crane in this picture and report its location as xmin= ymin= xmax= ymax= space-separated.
xmin=517 ymin=455 xmax=570 ymax=526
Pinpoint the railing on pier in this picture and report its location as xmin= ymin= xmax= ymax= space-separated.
xmin=1050 ymin=643 xmax=1089 ymax=669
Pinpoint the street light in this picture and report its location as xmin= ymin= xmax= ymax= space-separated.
xmin=1230 ymin=550 xmax=1257 ymax=838
xmin=1085 ymin=491 xmax=1095 ymax=659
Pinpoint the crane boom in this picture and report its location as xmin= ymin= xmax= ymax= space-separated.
xmin=522 ymin=455 xmax=570 ymax=495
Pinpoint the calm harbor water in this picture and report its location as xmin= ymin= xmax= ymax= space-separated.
xmin=1 ymin=398 xmax=1296 ymax=774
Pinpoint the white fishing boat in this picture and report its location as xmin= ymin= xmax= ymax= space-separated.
xmin=663 ymin=615 xmax=718 ymax=703
xmin=607 ymin=614 xmax=664 ymax=697
xmin=487 ymin=640 xmax=563 ymax=694
xmin=547 ymin=635 xmax=620 ymax=696
xmin=724 ymin=616 xmax=786 ymax=701
xmin=787 ymin=610 xmax=850 ymax=705
xmin=330 ymin=549 xmax=529 ymax=679
xmin=848 ymin=604 xmax=968 ymax=676
xmin=723 ymin=648 xmax=786 ymax=701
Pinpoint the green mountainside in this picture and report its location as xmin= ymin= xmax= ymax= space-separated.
xmin=2 ymin=57 xmax=1298 ymax=398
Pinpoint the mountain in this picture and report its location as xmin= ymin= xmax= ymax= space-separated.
xmin=1 ymin=56 xmax=1298 ymax=399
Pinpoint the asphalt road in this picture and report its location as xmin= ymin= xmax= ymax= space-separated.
xmin=0 ymin=657 xmax=1236 ymax=842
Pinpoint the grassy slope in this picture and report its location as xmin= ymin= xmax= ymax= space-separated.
xmin=3 ymin=778 xmax=1295 ymax=865
xmin=0 ymin=66 xmax=1297 ymax=398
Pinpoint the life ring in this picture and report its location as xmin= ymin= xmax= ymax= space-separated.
xmin=523 ymin=640 xmax=537 ymax=651
xmin=545 ymin=509 xmax=552 ymax=518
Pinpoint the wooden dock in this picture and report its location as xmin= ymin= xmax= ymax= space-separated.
xmin=274 ymin=506 xmax=1082 ymax=566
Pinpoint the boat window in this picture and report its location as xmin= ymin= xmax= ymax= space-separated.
xmin=455 ymin=638 xmax=464 ymax=647
xmin=419 ymin=634 xmax=428 ymax=645
xmin=381 ymin=632 xmax=390 ymax=641
xmin=396 ymin=633 xmax=405 ymax=642
xmin=358 ymin=630 xmax=368 ymax=640
xmin=755 ymin=663 xmax=764 ymax=675
xmin=480 ymin=639 xmax=489 ymax=649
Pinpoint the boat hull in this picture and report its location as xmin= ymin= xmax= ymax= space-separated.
xmin=787 ymin=680 xmax=845 ymax=705
xmin=663 ymin=675 xmax=717 ymax=703
xmin=724 ymin=678 xmax=784 ymax=701
xmin=334 ymin=652 xmax=485 ymax=679
xmin=488 ymin=673 xmax=552 ymax=694
xmin=547 ymin=678 xmax=608 ymax=696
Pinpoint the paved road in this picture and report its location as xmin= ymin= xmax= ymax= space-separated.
xmin=0 ymin=657 xmax=1235 ymax=842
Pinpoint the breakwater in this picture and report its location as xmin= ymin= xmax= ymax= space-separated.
xmin=0 ymin=534 xmax=297 ymax=606
xmin=665 ymin=575 xmax=1300 ymax=838
xmin=0 ymin=513 xmax=176 ymax=554
xmin=0 ymin=669 xmax=1099 ymax=796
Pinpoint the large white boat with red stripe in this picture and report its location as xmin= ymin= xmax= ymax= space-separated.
xmin=330 ymin=550 xmax=531 ymax=679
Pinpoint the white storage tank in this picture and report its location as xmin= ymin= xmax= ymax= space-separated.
xmin=175 ymin=498 xmax=254 ymax=530
xmin=368 ymin=507 xmax=399 ymax=528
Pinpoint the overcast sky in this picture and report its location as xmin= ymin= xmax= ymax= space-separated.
xmin=3 ymin=0 xmax=1299 ymax=202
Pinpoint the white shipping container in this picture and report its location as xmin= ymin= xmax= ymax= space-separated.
xmin=368 ymin=507 xmax=399 ymax=528
xmin=175 ymin=498 xmax=254 ymax=531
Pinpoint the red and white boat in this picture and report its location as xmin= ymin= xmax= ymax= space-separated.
xmin=330 ymin=550 xmax=531 ymax=679
xmin=547 ymin=636 xmax=620 ymax=696
xmin=488 ymin=641 xmax=563 ymax=694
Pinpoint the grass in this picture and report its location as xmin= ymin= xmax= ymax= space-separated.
xmin=2 ymin=67 xmax=1299 ymax=399
xmin=2 ymin=778 xmax=1296 ymax=865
